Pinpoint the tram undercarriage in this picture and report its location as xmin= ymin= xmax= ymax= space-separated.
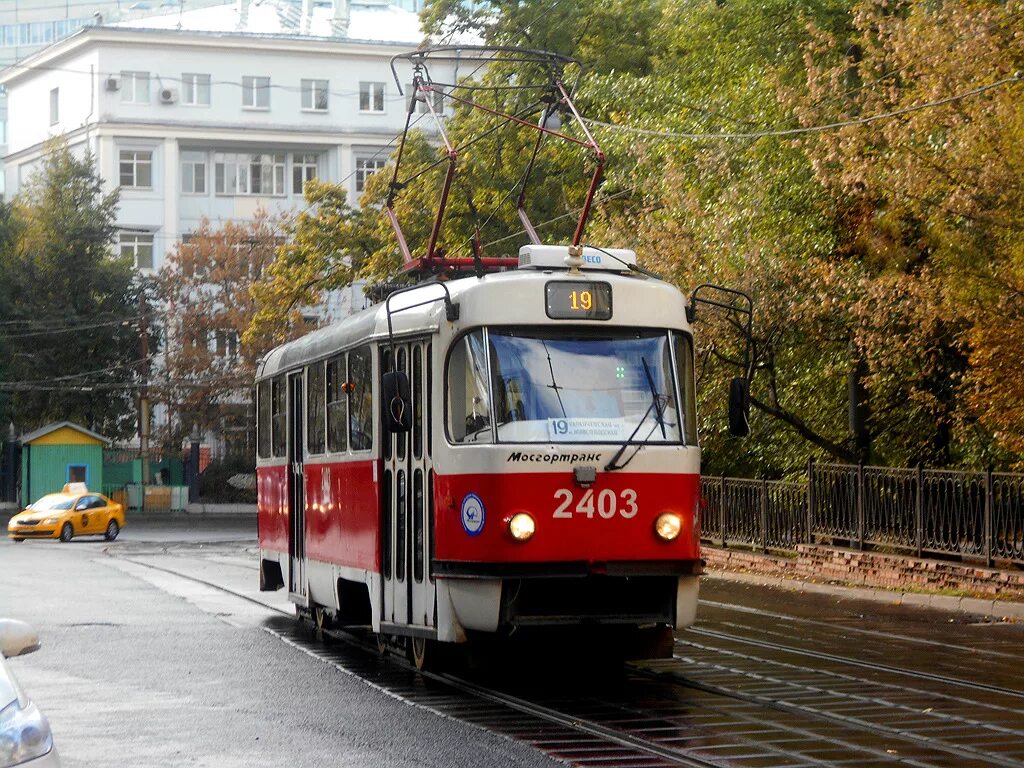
xmin=265 ymin=551 xmax=697 ymax=664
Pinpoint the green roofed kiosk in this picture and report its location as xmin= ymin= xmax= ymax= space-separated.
xmin=19 ymin=422 xmax=109 ymax=507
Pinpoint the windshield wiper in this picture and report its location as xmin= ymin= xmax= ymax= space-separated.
xmin=642 ymin=357 xmax=666 ymax=440
xmin=605 ymin=368 xmax=673 ymax=471
xmin=604 ymin=400 xmax=659 ymax=471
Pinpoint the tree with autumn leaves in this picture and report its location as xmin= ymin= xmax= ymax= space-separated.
xmin=158 ymin=211 xmax=308 ymax=455
xmin=245 ymin=0 xmax=1024 ymax=473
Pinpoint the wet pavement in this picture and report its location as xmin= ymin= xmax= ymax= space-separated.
xmin=4 ymin=516 xmax=1024 ymax=767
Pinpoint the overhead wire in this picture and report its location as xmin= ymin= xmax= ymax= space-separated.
xmin=583 ymin=72 xmax=1024 ymax=142
xmin=0 ymin=316 xmax=137 ymax=339
xmin=0 ymin=355 xmax=155 ymax=387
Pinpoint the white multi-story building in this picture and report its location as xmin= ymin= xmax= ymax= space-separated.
xmin=0 ymin=0 xmax=448 ymax=461
xmin=1 ymin=0 xmax=445 ymax=275
xmin=0 ymin=0 xmax=245 ymax=195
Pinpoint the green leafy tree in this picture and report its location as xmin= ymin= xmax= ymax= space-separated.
xmin=0 ymin=142 xmax=141 ymax=439
xmin=797 ymin=0 xmax=1024 ymax=467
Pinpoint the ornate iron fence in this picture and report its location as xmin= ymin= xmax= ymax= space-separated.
xmin=701 ymin=476 xmax=805 ymax=551
xmin=702 ymin=460 xmax=1024 ymax=566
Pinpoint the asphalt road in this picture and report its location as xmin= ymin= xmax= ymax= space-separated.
xmin=7 ymin=515 xmax=1024 ymax=768
xmin=0 ymin=516 xmax=561 ymax=768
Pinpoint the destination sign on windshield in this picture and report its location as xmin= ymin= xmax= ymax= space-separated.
xmin=545 ymin=281 xmax=612 ymax=320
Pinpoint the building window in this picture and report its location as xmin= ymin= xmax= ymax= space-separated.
xmin=359 ymin=81 xmax=385 ymax=113
xmin=119 ymin=150 xmax=152 ymax=188
xmin=214 ymin=330 xmax=239 ymax=358
xmin=182 ymin=73 xmax=211 ymax=106
xmin=292 ymin=153 xmax=318 ymax=194
xmin=181 ymin=151 xmax=206 ymax=194
xmin=120 ymin=232 xmax=154 ymax=269
xmin=242 ymin=76 xmax=270 ymax=109
xmin=214 ymin=152 xmax=286 ymax=196
xmin=407 ymin=83 xmax=443 ymax=114
xmin=49 ymin=88 xmax=58 ymax=125
xmin=120 ymin=71 xmax=150 ymax=103
xmin=301 ymin=79 xmax=328 ymax=111
xmin=355 ymin=156 xmax=387 ymax=192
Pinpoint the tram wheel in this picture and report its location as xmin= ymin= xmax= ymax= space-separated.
xmin=409 ymin=636 xmax=434 ymax=672
xmin=313 ymin=606 xmax=335 ymax=644
xmin=376 ymin=633 xmax=389 ymax=656
xmin=314 ymin=605 xmax=330 ymax=630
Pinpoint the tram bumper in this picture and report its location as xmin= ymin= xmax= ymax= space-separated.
xmin=441 ymin=563 xmax=700 ymax=638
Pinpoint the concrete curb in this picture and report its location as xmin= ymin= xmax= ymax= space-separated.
xmin=122 ymin=503 xmax=256 ymax=517
xmin=184 ymin=503 xmax=256 ymax=515
xmin=704 ymin=569 xmax=1024 ymax=620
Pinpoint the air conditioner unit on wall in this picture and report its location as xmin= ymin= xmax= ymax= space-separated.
xmin=104 ymin=77 xmax=120 ymax=92
xmin=159 ymin=87 xmax=177 ymax=104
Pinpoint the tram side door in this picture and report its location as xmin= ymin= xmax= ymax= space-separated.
xmin=381 ymin=340 xmax=435 ymax=631
xmin=288 ymin=371 xmax=307 ymax=602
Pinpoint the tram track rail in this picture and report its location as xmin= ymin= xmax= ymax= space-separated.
xmin=684 ymin=625 xmax=1024 ymax=702
xmin=108 ymin=552 xmax=723 ymax=766
xmin=700 ymin=598 xmax=1022 ymax=661
xmin=644 ymin=649 xmax=1024 ymax=768
xmin=108 ymin=546 xmax=1024 ymax=767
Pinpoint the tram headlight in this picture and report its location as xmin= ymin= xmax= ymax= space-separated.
xmin=654 ymin=512 xmax=683 ymax=542
xmin=507 ymin=513 xmax=536 ymax=542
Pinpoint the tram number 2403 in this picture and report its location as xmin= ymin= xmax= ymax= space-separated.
xmin=553 ymin=488 xmax=638 ymax=519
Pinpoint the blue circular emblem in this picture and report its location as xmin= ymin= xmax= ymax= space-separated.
xmin=461 ymin=493 xmax=485 ymax=536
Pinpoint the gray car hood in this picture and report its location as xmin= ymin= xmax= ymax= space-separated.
xmin=0 ymin=656 xmax=24 ymax=710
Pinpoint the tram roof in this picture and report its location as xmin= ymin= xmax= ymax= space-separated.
xmin=256 ymin=267 xmax=688 ymax=381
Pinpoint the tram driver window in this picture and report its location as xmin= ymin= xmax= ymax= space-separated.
xmin=349 ymin=346 xmax=373 ymax=451
xmin=326 ymin=356 xmax=348 ymax=453
xmin=447 ymin=330 xmax=492 ymax=443
xmin=257 ymin=380 xmax=271 ymax=458
xmin=674 ymin=333 xmax=699 ymax=446
xmin=271 ymin=376 xmax=286 ymax=458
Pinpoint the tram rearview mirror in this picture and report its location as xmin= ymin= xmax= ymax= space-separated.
xmin=382 ymin=371 xmax=412 ymax=433
xmin=728 ymin=377 xmax=750 ymax=438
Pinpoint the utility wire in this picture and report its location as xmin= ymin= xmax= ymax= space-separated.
xmin=0 ymin=355 xmax=154 ymax=386
xmin=584 ymin=72 xmax=1024 ymax=141
xmin=0 ymin=313 xmax=137 ymax=327
xmin=0 ymin=317 xmax=136 ymax=339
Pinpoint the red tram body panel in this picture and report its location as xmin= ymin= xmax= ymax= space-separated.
xmin=431 ymin=471 xmax=700 ymax=565
xmin=256 ymin=245 xmax=705 ymax=654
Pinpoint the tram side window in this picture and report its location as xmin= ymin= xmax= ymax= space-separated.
xmin=257 ymin=380 xmax=271 ymax=458
xmin=674 ymin=333 xmax=699 ymax=446
xmin=349 ymin=346 xmax=373 ymax=451
xmin=447 ymin=330 xmax=492 ymax=443
xmin=271 ymin=376 xmax=286 ymax=458
xmin=326 ymin=356 xmax=348 ymax=453
xmin=307 ymin=362 xmax=326 ymax=455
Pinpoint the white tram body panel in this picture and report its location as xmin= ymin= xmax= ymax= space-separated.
xmin=256 ymin=246 xmax=703 ymax=646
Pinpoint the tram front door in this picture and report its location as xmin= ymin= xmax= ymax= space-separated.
xmin=381 ymin=340 xmax=435 ymax=634
xmin=288 ymin=371 xmax=307 ymax=603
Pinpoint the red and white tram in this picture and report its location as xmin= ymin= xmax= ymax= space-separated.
xmin=256 ymin=244 xmax=722 ymax=664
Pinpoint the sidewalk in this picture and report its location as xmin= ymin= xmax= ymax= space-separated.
xmin=703 ymin=544 xmax=1024 ymax=621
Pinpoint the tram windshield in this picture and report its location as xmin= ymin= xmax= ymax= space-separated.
xmin=447 ymin=328 xmax=697 ymax=445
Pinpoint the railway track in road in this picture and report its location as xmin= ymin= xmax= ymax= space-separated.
xmin=110 ymin=551 xmax=725 ymax=767
xmin=109 ymin=546 xmax=1024 ymax=767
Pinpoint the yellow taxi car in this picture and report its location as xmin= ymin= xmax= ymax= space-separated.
xmin=7 ymin=483 xmax=125 ymax=543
